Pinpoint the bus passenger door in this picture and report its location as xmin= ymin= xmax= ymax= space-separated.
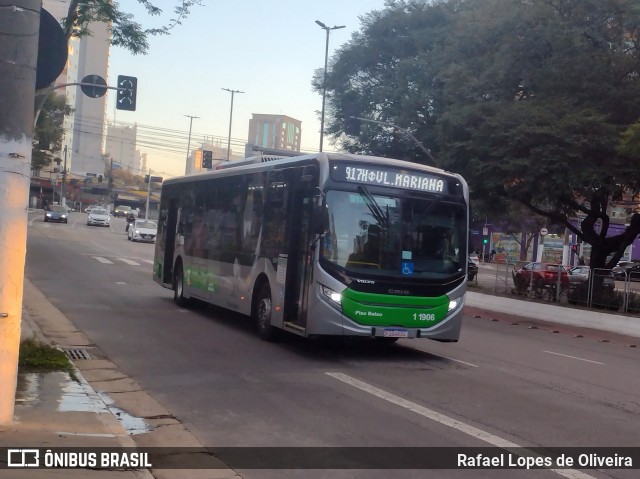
xmin=284 ymin=166 xmax=317 ymax=330
xmin=162 ymin=199 xmax=179 ymax=285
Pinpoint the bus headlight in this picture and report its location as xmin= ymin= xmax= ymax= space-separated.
xmin=448 ymin=296 xmax=464 ymax=312
xmin=320 ymin=285 xmax=342 ymax=306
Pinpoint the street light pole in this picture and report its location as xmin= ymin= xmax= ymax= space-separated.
xmin=145 ymin=169 xmax=151 ymax=220
xmin=60 ymin=145 xmax=68 ymax=206
xmin=222 ymin=88 xmax=244 ymax=161
xmin=184 ymin=114 xmax=199 ymax=174
xmin=350 ymin=116 xmax=437 ymax=166
xmin=316 ymin=20 xmax=345 ymax=153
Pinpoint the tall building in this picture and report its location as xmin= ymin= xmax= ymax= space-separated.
xmin=248 ymin=114 xmax=302 ymax=152
xmin=104 ymin=123 xmax=140 ymax=173
xmin=45 ymin=1 xmax=110 ymax=177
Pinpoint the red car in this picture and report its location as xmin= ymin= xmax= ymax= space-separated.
xmin=513 ymin=262 xmax=569 ymax=292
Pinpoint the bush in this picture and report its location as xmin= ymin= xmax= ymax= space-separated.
xmin=19 ymin=338 xmax=78 ymax=381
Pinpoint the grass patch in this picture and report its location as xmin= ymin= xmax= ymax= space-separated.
xmin=19 ymin=338 xmax=78 ymax=382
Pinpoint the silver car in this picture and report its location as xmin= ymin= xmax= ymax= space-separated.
xmin=87 ymin=207 xmax=111 ymax=227
xmin=127 ymin=219 xmax=157 ymax=242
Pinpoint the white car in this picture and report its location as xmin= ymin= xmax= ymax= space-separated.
xmin=87 ymin=207 xmax=111 ymax=227
xmin=127 ymin=219 xmax=157 ymax=242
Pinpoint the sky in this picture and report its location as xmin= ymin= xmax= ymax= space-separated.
xmin=106 ymin=0 xmax=390 ymax=177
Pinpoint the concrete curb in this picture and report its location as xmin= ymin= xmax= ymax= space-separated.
xmin=466 ymin=291 xmax=640 ymax=338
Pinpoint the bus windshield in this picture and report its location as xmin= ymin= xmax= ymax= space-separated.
xmin=321 ymin=189 xmax=466 ymax=279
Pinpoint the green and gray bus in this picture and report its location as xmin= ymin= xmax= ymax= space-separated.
xmin=153 ymin=153 xmax=469 ymax=342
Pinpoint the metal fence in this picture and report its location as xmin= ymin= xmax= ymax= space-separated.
xmin=470 ymin=260 xmax=640 ymax=315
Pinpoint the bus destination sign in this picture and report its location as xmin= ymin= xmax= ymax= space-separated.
xmin=331 ymin=163 xmax=447 ymax=194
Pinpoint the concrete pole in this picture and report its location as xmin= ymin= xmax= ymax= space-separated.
xmin=0 ymin=0 xmax=41 ymax=424
xmin=145 ymin=170 xmax=151 ymax=220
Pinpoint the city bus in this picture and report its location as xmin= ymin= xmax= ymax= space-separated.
xmin=153 ymin=152 xmax=469 ymax=342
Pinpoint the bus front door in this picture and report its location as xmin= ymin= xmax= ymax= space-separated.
xmin=283 ymin=168 xmax=317 ymax=331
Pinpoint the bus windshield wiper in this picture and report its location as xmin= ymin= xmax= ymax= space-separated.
xmin=357 ymin=186 xmax=389 ymax=228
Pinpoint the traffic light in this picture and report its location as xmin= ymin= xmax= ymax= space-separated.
xmin=116 ymin=75 xmax=137 ymax=111
xmin=202 ymin=150 xmax=213 ymax=169
xmin=144 ymin=174 xmax=149 ymax=183
xmin=98 ymin=175 xmax=103 ymax=183
xmin=571 ymin=244 xmax=579 ymax=254
xmin=483 ymin=238 xmax=488 ymax=244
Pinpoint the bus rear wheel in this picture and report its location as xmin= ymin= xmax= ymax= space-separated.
xmin=254 ymin=284 xmax=277 ymax=341
xmin=173 ymin=262 xmax=190 ymax=307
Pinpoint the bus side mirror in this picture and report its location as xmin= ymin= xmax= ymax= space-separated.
xmin=312 ymin=205 xmax=326 ymax=235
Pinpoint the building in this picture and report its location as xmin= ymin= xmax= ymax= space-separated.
xmin=44 ymin=1 xmax=110 ymax=177
xmin=104 ymin=123 xmax=141 ymax=173
xmin=248 ymin=114 xmax=302 ymax=152
xmin=185 ymin=140 xmax=238 ymax=175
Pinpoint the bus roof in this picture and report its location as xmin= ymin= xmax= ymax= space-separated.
xmin=163 ymin=152 xmax=463 ymax=187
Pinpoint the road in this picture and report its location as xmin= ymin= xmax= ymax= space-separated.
xmin=24 ymin=210 xmax=640 ymax=478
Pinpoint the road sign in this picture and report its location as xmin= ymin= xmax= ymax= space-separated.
xmin=540 ymin=227 xmax=548 ymax=236
xmin=80 ymin=75 xmax=108 ymax=98
xmin=482 ymin=226 xmax=488 ymax=236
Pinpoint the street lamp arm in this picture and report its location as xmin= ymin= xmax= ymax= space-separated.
xmin=352 ymin=116 xmax=437 ymax=166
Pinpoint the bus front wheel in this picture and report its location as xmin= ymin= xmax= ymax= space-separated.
xmin=254 ymin=284 xmax=277 ymax=341
xmin=173 ymin=262 xmax=190 ymax=307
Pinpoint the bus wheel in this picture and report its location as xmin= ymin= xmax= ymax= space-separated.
xmin=254 ymin=284 xmax=277 ymax=341
xmin=173 ymin=262 xmax=190 ymax=307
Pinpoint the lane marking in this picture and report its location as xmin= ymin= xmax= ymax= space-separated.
xmin=142 ymin=259 xmax=154 ymax=264
xmin=118 ymin=258 xmax=140 ymax=266
xmin=543 ymin=350 xmax=605 ymax=365
xmin=434 ymin=354 xmax=478 ymax=368
xmin=326 ymin=372 xmax=596 ymax=479
xmin=93 ymin=256 xmax=113 ymax=264
xmin=116 ymin=281 xmax=126 ymax=285
xmin=56 ymin=431 xmax=119 ymax=438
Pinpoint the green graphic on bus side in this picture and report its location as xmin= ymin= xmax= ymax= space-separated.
xmin=341 ymin=288 xmax=450 ymax=327
xmin=185 ymin=265 xmax=218 ymax=293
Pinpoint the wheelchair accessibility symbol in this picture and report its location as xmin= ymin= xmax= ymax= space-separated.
xmin=401 ymin=261 xmax=414 ymax=275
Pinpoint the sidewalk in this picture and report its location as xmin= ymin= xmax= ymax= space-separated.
xmin=1 ymin=278 xmax=239 ymax=479
xmin=2 ymin=278 xmax=638 ymax=477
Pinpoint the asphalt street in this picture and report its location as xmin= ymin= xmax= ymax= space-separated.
xmin=24 ymin=210 xmax=640 ymax=479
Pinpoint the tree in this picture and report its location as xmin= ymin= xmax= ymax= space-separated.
xmin=0 ymin=0 xmax=200 ymax=424
xmin=321 ymin=0 xmax=640 ymax=271
xmin=32 ymin=93 xmax=72 ymax=173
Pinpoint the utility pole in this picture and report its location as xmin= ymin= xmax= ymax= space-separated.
xmin=222 ymin=88 xmax=244 ymax=161
xmin=184 ymin=115 xmax=199 ymax=174
xmin=145 ymin=170 xmax=151 ymax=220
xmin=0 ymin=0 xmax=41 ymax=424
xmin=60 ymin=145 xmax=68 ymax=207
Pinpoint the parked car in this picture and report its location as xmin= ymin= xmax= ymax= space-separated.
xmin=87 ymin=207 xmax=111 ymax=227
xmin=513 ymin=262 xmax=569 ymax=292
xmin=467 ymin=260 xmax=478 ymax=281
xmin=113 ymin=205 xmax=136 ymax=217
xmin=568 ymin=266 xmax=614 ymax=289
xmin=127 ymin=219 xmax=157 ymax=243
xmin=613 ymin=263 xmax=640 ymax=281
xmin=612 ymin=261 xmax=640 ymax=280
xmin=44 ymin=205 xmax=68 ymax=224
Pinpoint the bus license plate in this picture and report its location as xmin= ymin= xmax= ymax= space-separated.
xmin=383 ymin=328 xmax=408 ymax=338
